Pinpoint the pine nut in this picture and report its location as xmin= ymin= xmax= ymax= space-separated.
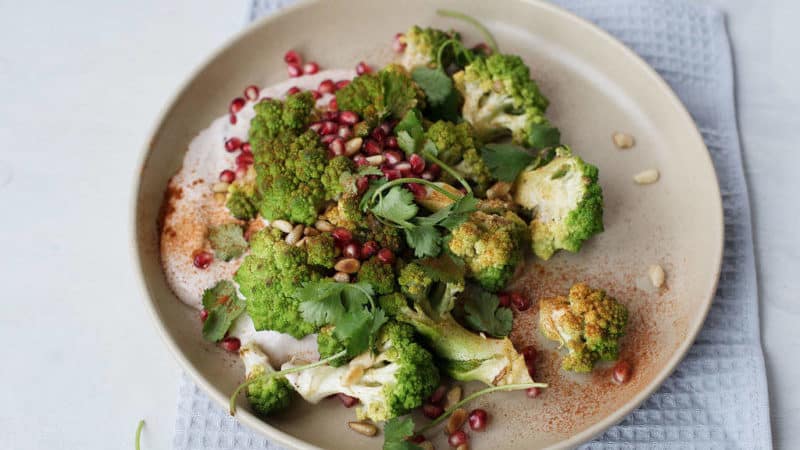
xmin=444 ymin=385 xmax=462 ymax=409
xmin=271 ymin=219 xmax=294 ymax=233
xmin=446 ymin=408 xmax=468 ymax=434
xmin=285 ymin=224 xmax=304 ymax=244
xmin=347 ymin=421 xmax=377 ymax=437
xmin=294 ymin=237 xmax=307 ymax=247
xmin=333 ymin=272 xmax=350 ymax=283
xmin=315 ymin=220 xmax=334 ymax=232
xmin=334 ymin=258 xmax=361 ymax=274
xmin=633 ymin=169 xmax=660 ymax=184
xmin=213 ymin=193 xmax=227 ymax=204
xmin=365 ymin=155 xmax=385 ymax=166
xmin=486 ymin=181 xmax=511 ymax=199
xmin=304 ymin=227 xmax=320 ymax=236
xmin=612 ymin=132 xmax=635 ymax=149
xmin=212 ymin=182 xmax=230 ymax=193
xmin=345 ymin=137 xmax=363 ymax=156
xmin=648 ymin=264 xmax=665 ymax=288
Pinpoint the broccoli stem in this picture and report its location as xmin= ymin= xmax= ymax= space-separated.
xmin=436 ymin=9 xmax=499 ymax=53
xmin=134 ymin=420 xmax=145 ymax=450
xmin=228 ymin=350 xmax=348 ymax=415
xmin=416 ymin=383 xmax=547 ymax=434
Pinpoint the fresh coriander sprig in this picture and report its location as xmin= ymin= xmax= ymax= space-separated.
xmin=370 ymin=177 xmax=462 ymax=208
xmin=134 ymin=420 xmax=145 ymax=450
xmin=437 ymin=9 xmax=499 ymax=54
xmin=229 ymin=350 xmax=348 ymax=415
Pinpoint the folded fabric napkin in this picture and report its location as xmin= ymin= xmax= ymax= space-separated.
xmin=173 ymin=0 xmax=772 ymax=448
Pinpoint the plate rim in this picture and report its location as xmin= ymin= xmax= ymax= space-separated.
xmin=131 ymin=0 xmax=724 ymax=448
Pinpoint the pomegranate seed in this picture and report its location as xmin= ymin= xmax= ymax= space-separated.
xmin=235 ymin=166 xmax=248 ymax=180
xmin=286 ymin=86 xmax=301 ymax=96
xmin=421 ymin=171 xmax=435 ymax=181
xmin=335 ymin=79 xmax=350 ymax=90
xmin=448 ymin=430 xmax=468 ymax=447
xmin=612 ymin=360 xmax=632 ymax=384
xmin=384 ymin=150 xmax=404 ymax=165
xmin=468 ymin=409 xmax=488 ymax=431
xmin=318 ymin=79 xmax=336 ymax=94
xmin=394 ymin=162 xmax=413 ymax=177
xmin=360 ymin=241 xmax=379 ymax=259
xmin=337 ymin=393 xmax=358 ymax=407
xmin=428 ymin=163 xmax=442 ymax=178
xmin=371 ymin=126 xmax=386 ymax=142
xmin=320 ymin=134 xmax=337 ymax=145
xmin=526 ymin=387 xmax=542 ymax=398
xmin=332 ymin=228 xmax=353 ymax=245
xmin=309 ymin=122 xmax=324 ymax=133
xmin=221 ymin=337 xmax=241 ymax=352
xmin=355 ymin=61 xmax=372 ymax=75
xmin=379 ymin=122 xmax=393 ymax=135
xmin=356 ymin=176 xmax=369 ymax=194
xmin=521 ymin=345 xmax=537 ymax=363
xmin=287 ymin=63 xmax=303 ymax=78
xmin=241 ymin=142 xmax=251 ymax=153
xmin=229 ymin=97 xmax=246 ymax=114
xmin=244 ymin=85 xmax=260 ymax=101
xmin=363 ymin=139 xmax=383 ymax=155
xmin=498 ymin=293 xmax=511 ymax=307
xmin=338 ymin=111 xmax=359 ymax=125
xmin=328 ymin=98 xmax=338 ymax=110
xmin=383 ymin=168 xmax=401 ymax=180
xmin=329 ymin=138 xmax=345 ymax=156
xmin=384 ymin=136 xmax=399 ymax=149
xmin=511 ymin=292 xmax=531 ymax=311
xmin=393 ymin=33 xmax=407 ymax=53
xmin=410 ymin=435 xmax=426 ymax=444
xmin=311 ymin=90 xmax=322 ymax=100
xmin=428 ymin=385 xmax=447 ymax=405
xmin=353 ymin=154 xmax=368 ymax=167
xmin=229 ymin=114 xmax=237 ymax=125
xmin=193 ymin=251 xmax=213 ymax=269
xmin=406 ymin=182 xmax=426 ymax=199
xmin=320 ymin=121 xmax=338 ymax=135
xmin=321 ymin=111 xmax=338 ymax=121
xmin=199 ymin=309 xmax=209 ymax=322
xmin=337 ymin=125 xmax=353 ymax=140
xmin=377 ymin=248 xmax=395 ymax=264
xmin=224 ymin=137 xmax=242 ymax=152
xmin=303 ymin=61 xmax=319 ymax=75
xmin=219 ymin=170 xmax=236 ymax=183
xmin=422 ymin=403 xmax=443 ymax=419
xmin=283 ymin=49 xmax=301 ymax=65
xmin=343 ymin=243 xmax=361 ymax=259
xmin=409 ymin=153 xmax=426 ymax=174
xmin=236 ymin=151 xmax=254 ymax=167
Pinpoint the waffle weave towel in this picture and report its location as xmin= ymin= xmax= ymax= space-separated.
xmin=173 ymin=1 xmax=772 ymax=448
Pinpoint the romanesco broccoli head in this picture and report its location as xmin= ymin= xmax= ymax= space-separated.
xmin=225 ymin=166 xmax=259 ymax=220
xmin=397 ymin=262 xmax=434 ymax=302
xmin=304 ymin=232 xmax=338 ymax=269
xmin=513 ymin=146 xmax=604 ymax=259
xmin=425 ymin=120 xmax=477 ymax=166
xmin=321 ymin=155 xmax=356 ymax=201
xmin=397 ymin=25 xmax=461 ymax=70
xmin=240 ymin=343 xmax=293 ymax=416
xmin=249 ymin=91 xmax=316 ymax=143
xmin=335 ymin=64 xmax=425 ymax=124
xmin=357 ymin=256 xmax=396 ymax=295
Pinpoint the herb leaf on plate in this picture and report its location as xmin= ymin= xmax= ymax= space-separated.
xmin=201 ymin=280 xmax=246 ymax=342
xmin=462 ymin=287 xmax=513 ymax=337
xmin=208 ymin=223 xmax=248 ymax=261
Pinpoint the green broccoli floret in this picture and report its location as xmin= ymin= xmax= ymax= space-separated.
xmin=321 ymin=155 xmax=356 ymax=201
xmin=335 ymin=64 xmax=425 ymax=124
xmin=225 ymin=166 xmax=259 ymax=220
xmin=397 ymin=262 xmax=433 ymax=302
xmin=322 ymin=195 xmax=404 ymax=251
xmin=305 ymin=233 xmax=338 ymax=269
xmin=513 ymin=146 xmax=604 ymax=259
xmin=284 ymin=321 xmax=439 ymax=422
xmin=235 ymin=228 xmax=320 ymax=338
xmin=357 ymin=256 xmax=396 ymax=295
xmin=447 ymin=210 xmax=527 ymax=292
xmin=397 ymin=25 xmax=461 ymax=70
xmin=316 ymin=325 xmax=348 ymax=367
xmin=425 ymin=120 xmax=494 ymax=196
xmin=249 ymin=91 xmax=316 ymax=143
xmin=208 ymin=223 xmax=248 ymax=261
xmin=539 ymin=283 xmax=628 ymax=372
xmin=453 ymin=53 xmax=552 ymax=146
xmin=240 ymin=342 xmax=293 ymax=416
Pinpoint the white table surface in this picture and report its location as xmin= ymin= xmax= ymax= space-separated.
xmin=0 ymin=1 xmax=796 ymax=449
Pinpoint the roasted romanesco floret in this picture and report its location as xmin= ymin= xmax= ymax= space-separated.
xmin=539 ymin=283 xmax=628 ymax=372
xmin=335 ymin=64 xmax=425 ymax=124
xmin=357 ymin=256 xmax=396 ymax=295
xmin=425 ymin=120 xmax=494 ymax=195
xmin=453 ymin=53 xmax=552 ymax=147
xmin=513 ymin=146 xmax=603 ymax=260
xmin=397 ymin=25 xmax=461 ymax=70
xmin=304 ymin=232 xmax=338 ymax=269
xmin=447 ymin=210 xmax=527 ymax=292
xmin=321 ymin=155 xmax=356 ymax=201
xmin=239 ymin=342 xmax=294 ymax=416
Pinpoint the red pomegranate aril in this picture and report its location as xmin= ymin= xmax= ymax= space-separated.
xmin=318 ymin=79 xmax=336 ymax=94
xmin=311 ymin=90 xmax=322 ymax=100
xmin=395 ymin=162 xmax=413 ymax=177
xmin=337 ymin=393 xmax=358 ymax=408
xmin=343 ymin=243 xmax=361 ymax=259
xmin=236 ymin=151 xmax=254 ymax=167
xmin=328 ymin=98 xmax=338 ymax=110
xmin=428 ymin=163 xmax=442 ymax=178
xmin=521 ymin=345 xmax=537 ymax=363
xmin=356 ymin=176 xmax=369 ymax=194
xmin=320 ymin=120 xmax=338 ymax=135
xmin=244 ymin=85 xmax=260 ymax=101
xmin=353 ymin=154 xmax=368 ymax=167
xmin=309 ymin=122 xmax=324 ymax=134
xmin=421 ymin=171 xmax=435 ymax=181
xmin=409 ymin=153 xmax=426 ymax=174
xmin=406 ymin=182 xmax=426 ymax=199
xmin=338 ymin=110 xmax=359 ymax=125
xmin=332 ymin=228 xmax=353 ymax=245
xmin=383 ymin=168 xmax=401 ymax=180
xmin=219 ymin=170 xmax=236 ymax=183
xmin=329 ymin=138 xmax=345 ymax=156
xmin=321 ymin=134 xmax=337 ymax=145
xmin=286 ymin=86 xmax=301 ymax=96
xmin=229 ymin=97 xmax=246 ymax=114
xmin=355 ymin=61 xmax=372 ymax=75
xmin=448 ymin=430 xmax=468 ymax=447
xmin=337 ymin=126 xmax=353 ymax=140
xmin=498 ymin=293 xmax=511 ymax=307
xmin=511 ymin=292 xmax=531 ymax=311
xmin=221 ymin=337 xmax=241 ymax=353
xmin=224 ymin=137 xmax=242 ymax=152
xmin=303 ymin=61 xmax=319 ymax=75
xmin=322 ymin=111 xmax=339 ymax=121
xmin=360 ymin=241 xmax=379 ymax=259
xmin=612 ymin=360 xmax=632 ymax=384
xmin=241 ymin=142 xmax=251 ymax=153
xmin=379 ymin=122 xmax=393 ymax=135
xmin=410 ymin=435 xmax=426 ymax=444
xmin=422 ymin=403 xmax=444 ymax=419
xmin=229 ymin=114 xmax=237 ymax=125
xmin=428 ymin=385 xmax=447 ymax=404
xmin=193 ymin=251 xmax=213 ymax=269
xmin=199 ymin=309 xmax=209 ymax=322
xmin=393 ymin=33 xmax=407 ymax=53
xmin=284 ymin=49 xmax=301 ymax=64
xmin=377 ymin=248 xmax=395 ymax=264
xmin=384 ymin=136 xmax=398 ymax=149
xmin=335 ymin=79 xmax=350 ymax=90
xmin=364 ymin=139 xmax=383 ymax=155
xmin=384 ymin=150 xmax=404 ymax=165
xmin=235 ymin=166 xmax=248 ymax=180
xmin=287 ymin=63 xmax=303 ymax=78
xmin=526 ymin=387 xmax=542 ymax=398
xmin=468 ymin=409 xmax=488 ymax=431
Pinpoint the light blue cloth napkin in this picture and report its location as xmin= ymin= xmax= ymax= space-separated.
xmin=173 ymin=1 xmax=772 ymax=448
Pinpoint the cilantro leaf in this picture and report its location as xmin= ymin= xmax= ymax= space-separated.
xmin=371 ymin=186 xmax=418 ymax=223
xmin=412 ymin=67 xmax=453 ymax=107
xmin=208 ymin=223 xmax=248 ymax=261
xmin=462 ymin=287 xmax=513 ymax=337
xmin=201 ymin=280 xmax=246 ymax=342
xmin=383 ymin=417 xmax=422 ymax=450
xmin=396 ymin=130 xmax=418 ymax=155
xmin=394 ymin=109 xmax=424 ymax=137
xmin=425 ymin=86 xmax=461 ymax=122
xmin=437 ymin=194 xmax=478 ymax=229
xmin=418 ymin=253 xmax=466 ymax=283
xmin=528 ymin=123 xmax=561 ymax=149
xmin=481 ymin=144 xmax=536 ymax=182
xmin=404 ymin=225 xmax=442 ymax=258
xmin=360 ymin=177 xmax=388 ymax=211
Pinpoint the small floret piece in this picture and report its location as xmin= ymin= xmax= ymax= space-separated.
xmin=284 ymin=322 xmax=439 ymax=422
xmin=397 ymin=26 xmax=461 ymax=70
xmin=225 ymin=166 xmax=258 ymax=220
xmin=322 ymin=195 xmax=403 ymax=251
xmin=335 ymin=64 xmax=425 ymax=124
xmin=240 ymin=342 xmax=293 ymax=416
xmin=447 ymin=210 xmax=527 ymax=292
xmin=249 ymin=91 xmax=316 ymax=143
xmin=513 ymin=146 xmax=604 ymax=260
xmin=316 ymin=325 xmax=348 ymax=367
xmin=397 ymin=262 xmax=434 ymax=302
xmin=539 ymin=283 xmax=628 ymax=372
xmin=321 ymin=155 xmax=356 ymax=201
xmin=357 ymin=256 xmax=396 ymax=295
xmin=453 ymin=53 xmax=551 ymax=146
xmin=425 ymin=120 xmax=494 ymax=196
xmin=305 ymin=233 xmax=338 ymax=269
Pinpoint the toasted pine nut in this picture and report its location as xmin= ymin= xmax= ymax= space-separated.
xmin=304 ymin=227 xmax=320 ymax=236
xmin=345 ymin=137 xmax=363 ymax=156
xmin=285 ymin=224 xmax=304 ymax=244
xmin=444 ymin=385 xmax=462 ymax=409
xmin=271 ymin=219 xmax=293 ymax=233
xmin=486 ymin=181 xmax=511 ymax=199
xmin=612 ymin=132 xmax=635 ymax=149
xmin=212 ymin=182 xmax=230 ymax=193
xmin=315 ymin=220 xmax=334 ymax=232
xmin=347 ymin=421 xmax=377 ymax=437
xmin=213 ymin=192 xmax=227 ymax=204
xmin=365 ymin=155 xmax=385 ymax=166
xmin=333 ymin=271 xmax=350 ymax=283
xmin=633 ymin=169 xmax=660 ymax=184
xmin=648 ymin=264 xmax=665 ymax=288
xmin=334 ymin=258 xmax=361 ymax=274
xmin=294 ymin=237 xmax=307 ymax=247
xmin=446 ymin=408 xmax=468 ymax=434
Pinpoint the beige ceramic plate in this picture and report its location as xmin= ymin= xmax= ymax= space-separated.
xmin=133 ymin=0 xmax=723 ymax=448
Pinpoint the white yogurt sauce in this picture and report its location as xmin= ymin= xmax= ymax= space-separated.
xmin=160 ymin=69 xmax=356 ymax=365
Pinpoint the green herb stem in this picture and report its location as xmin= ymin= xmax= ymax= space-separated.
xmin=437 ymin=9 xmax=499 ymax=53
xmin=135 ymin=420 xmax=145 ymax=450
xmin=371 ymin=177 xmax=463 ymax=203
xmin=422 ymin=152 xmax=473 ymax=194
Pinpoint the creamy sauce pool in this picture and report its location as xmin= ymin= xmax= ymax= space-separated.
xmin=160 ymin=69 xmax=356 ymax=365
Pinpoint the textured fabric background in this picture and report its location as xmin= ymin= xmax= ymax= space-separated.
xmin=173 ymin=1 xmax=772 ymax=448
